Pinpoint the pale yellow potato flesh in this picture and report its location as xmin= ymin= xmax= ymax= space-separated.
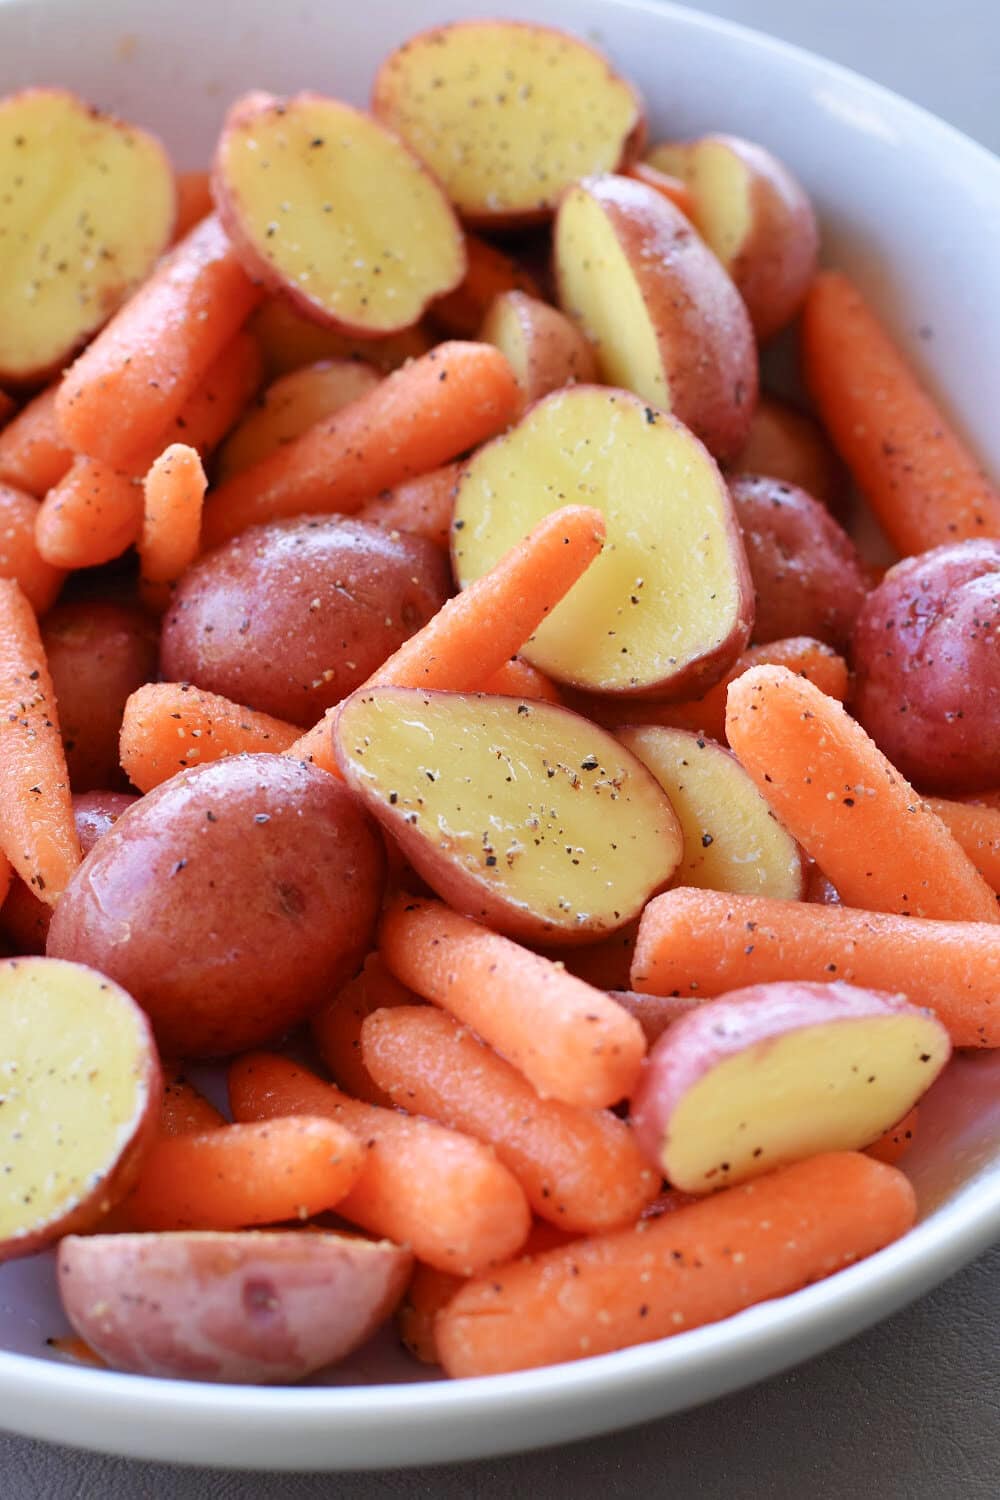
xmin=371 ymin=22 xmax=642 ymax=221
xmin=215 ymin=94 xmax=465 ymax=334
xmin=480 ymin=291 xmax=597 ymax=404
xmin=335 ymin=688 xmax=682 ymax=941
xmin=215 ymin=359 xmax=380 ymax=481
xmin=0 ymin=957 xmax=158 ymax=1256
xmin=617 ymin=725 xmax=802 ymax=899
xmin=554 ymin=186 xmax=668 ymax=406
xmin=648 ymin=140 xmax=752 ymax=266
xmin=0 ymin=90 xmax=175 ymax=383
xmin=452 ymin=386 xmax=749 ymax=695
xmin=665 ymin=1013 xmax=948 ymax=1191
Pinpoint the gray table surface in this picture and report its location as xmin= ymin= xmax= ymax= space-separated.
xmin=3 ymin=1 xmax=999 ymax=1494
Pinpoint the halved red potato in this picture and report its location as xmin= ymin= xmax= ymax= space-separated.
xmin=0 ymin=956 xmax=160 ymax=1261
xmin=452 ymin=385 xmax=753 ymax=698
xmin=58 ymin=1230 xmax=411 ymax=1383
xmin=631 ymin=980 xmax=951 ymax=1192
xmin=213 ymin=92 xmax=465 ymax=336
xmin=0 ymin=89 xmax=176 ymax=385
xmin=214 ymin=359 xmax=380 ymax=482
xmin=647 ymin=134 xmax=819 ymax=343
xmin=554 ymin=175 xmax=757 ymax=463
xmin=334 ymin=686 xmax=683 ymax=945
xmin=371 ymin=22 xmax=644 ymax=226
xmin=480 ymin=291 xmax=597 ymax=405
xmin=731 ymin=393 xmax=845 ymax=514
xmin=608 ymin=989 xmax=699 ymax=1046
xmin=616 ymin=725 xmax=804 ymax=899
xmin=249 ymin=297 xmax=433 ymax=378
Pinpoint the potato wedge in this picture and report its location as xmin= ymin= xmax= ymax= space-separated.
xmin=616 ymin=725 xmax=803 ymax=899
xmin=647 ymin=135 xmax=818 ymax=343
xmin=213 ymin=92 xmax=465 ymax=336
xmin=631 ymin=980 xmax=950 ymax=1192
xmin=334 ymin=687 xmax=682 ymax=944
xmin=0 ymin=89 xmax=175 ymax=384
xmin=58 ymin=1229 xmax=411 ymax=1383
xmin=0 ymin=956 xmax=160 ymax=1261
xmin=554 ymin=175 xmax=757 ymax=463
xmin=480 ymin=291 xmax=597 ymax=405
xmin=452 ymin=385 xmax=753 ymax=698
xmin=214 ymin=360 xmax=380 ymax=482
xmin=371 ymin=22 xmax=644 ymax=225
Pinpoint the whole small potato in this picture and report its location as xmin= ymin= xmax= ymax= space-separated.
xmin=729 ymin=474 xmax=867 ymax=648
xmin=852 ymin=539 xmax=1000 ymax=793
xmin=160 ymin=517 xmax=450 ymax=726
xmin=43 ymin=600 xmax=159 ymax=791
xmin=47 ymin=755 xmax=385 ymax=1055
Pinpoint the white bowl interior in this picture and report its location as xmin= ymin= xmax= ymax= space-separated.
xmin=0 ymin=0 xmax=999 ymax=1468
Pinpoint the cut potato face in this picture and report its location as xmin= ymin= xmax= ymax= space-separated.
xmin=554 ymin=175 xmax=757 ymax=463
xmin=334 ymin=687 xmax=683 ymax=944
xmin=213 ymin=92 xmax=465 ymax=335
xmin=0 ymin=956 xmax=160 ymax=1260
xmin=215 ymin=359 xmax=381 ymax=482
xmin=631 ymin=981 xmax=951 ymax=1192
xmin=480 ymin=291 xmax=597 ymax=405
xmin=371 ymin=22 xmax=644 ymax=224
xmin=0 ymin=89 xmax=176 ymax=384
xmin=617 ymin=725 xmax=803 ymax=899
xmin=452 ymin=385 xmax=753 ymax=697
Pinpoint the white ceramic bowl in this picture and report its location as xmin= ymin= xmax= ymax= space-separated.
xmin=1 ymin=0 xmax=999 ymax=1471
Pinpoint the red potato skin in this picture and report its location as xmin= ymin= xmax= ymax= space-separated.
xmin=852 ymin=540 xmax=1000 ymax=793
xmin=728 ymin=474 xmax=868 ymax=649
xmin=555 ymin=176 xmax=757 ymax=464
xmin=607 ymin=989 xmax=700 ymax=1046
xmin=480 ymin=291 xmax=598 ymax=404
xmin=730 ymin=394 xmax=845 ymax=515
xmin=160 ymin=517 xmax=450 ymax=728
xmin=630 ymin=980 xmax=950 ymax=1178
xmin=212 ymin=92 xmax=466 ymax=337
xmin=46 ymin=755 xmax=385 ymax=1056
xmin=57 ymin=1230 xmax=411 ymax=1383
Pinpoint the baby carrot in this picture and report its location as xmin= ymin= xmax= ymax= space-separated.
xmin=725 ymin=665 xmax=1000 ymax=922
xmin=573 ymin=636 xmax=849 ymax=743
xmin=0 ymin=580 xmax=80 ymax=902
xmin=56 ymin=216 xmax=263 ymax=472
xmin=139 ymin=444 xmax=206 ymax=589
xmin=354 ymin=461 xmax=461 ymax=550
xmin=437 ymin=1152 xmax=916 ymax=1376
xmin=397 ymin=1262 xmax=464 ymax=1365
xmin=361 ymin=1005 xmax=658 ymax=1232
xmin=866 ymin=1106 xmax=919 ymax=1166
xmin=483 ymin=657 xmax=563 ymax=703
xmin=379 ymin=895 xmax=646 ymax=1110
xmin=172 ymin=169 xmax=213 ymax=242
xmin=289 ymin=504 xmax=605 ymax=771
xmin=925 ymin=797 xmax=1000 ymax=892
xmin=310 ymin=953 xmax=419 ymax=1107
xmin=228 ymin=1053 xmax=531 ymax=1276
xmin=159 ymin=1073 xmax=226 ymax=1136
xmin=801 ymin=270 xmax=1000 ymax=554
xmin=629 ymin=887 xmax=1000 ymax=1047
xmin=126 ymin=1117 xmax=365 ymax=1232
xmin=0 ymin=483 xmax=66 ymax=614
xmin=35 ymin=457 xmax=143 ymax=570
xmin=120 ymin=683 xmax=299 ymax=792
xmin=201 ymin=341 xmax=520 ymax=547
xmin=127 ymin=330 xmax=264 ymax=475
xmin=0 ymin=387 xmax=72 ymax=496
xmin=432 ymin=233 xmax=541 ymax=338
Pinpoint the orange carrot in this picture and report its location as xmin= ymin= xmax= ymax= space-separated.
xmin=126 ymin=1116 xmax=365 ymax=1231
xmin=56 ymin=216 xmax=263 ymax=472
xmin=483 ymin=657 xmax=563 ymax=703
xmin=0 ymin=851 xmax=12 ymax=912
xmin=120 ymin=682 xmax=299 ymax=793
xmin=625 ymin=162 xmax=697 ymax=220
xmin=379 ymin=895 xmax=646 ymax=1110
xmin=362 ymin=1005 xmax=658 ymax=1232
xmin=397 ymin=1262 xmax=464 ymax=1365
xmin=629 ymin=887 xmax=1000 ymax=1047
xmin=215 ymin=359 xmax=380 ymax=483
xmin=310 ymin=953 xmax=419 ymax=1107
xmin=866 ymin=1106 xmax=919 ymax=1166
xmin=432 ymin=233 xmax=542 ymax=338
xmin=35 ymin=457 xmax=143 ymax=570
xmin=288 ymin=504 xmax=605 ymax=772
xmin=201 ymin=341 xmax=520 ymax=548
xmin=925 ymin=797 xmax=1000 ymax=893
xmin=0 ymin=387 xmax=73 ymax=496
xmin=572 ymin=636 xmax=849 ymax=743
xmin=173 ymin=169 xmax=213 ymax=241
xmin=354 ymin=462 xmax=461 ymax=550
xmin=959 ymin=789 xmax=1000 ymax=812
xmin=0 ymin=580 xmax=80 ymax=902
xmin=437 ymin=1152 xmax=915 ymax=1376
xmin=0 ymin=483 xmax=65 ymax=614
xmin=159 ymin=1073 xmax=226 ymax=1136
xmin=802 ymin=270 xmax=1000 ymax=554
xmin=726 ymin=665 xmax=999 ymax=922
xmin=228 ymin=1052 xmax=531 ymax=1276
xmin=127 ymin=330 xmax=264 ymax=475
xmin=139 ymin=444 xmax=206 ymax=589
xmin=607 ymin=989 xmax=700 ymax=1045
